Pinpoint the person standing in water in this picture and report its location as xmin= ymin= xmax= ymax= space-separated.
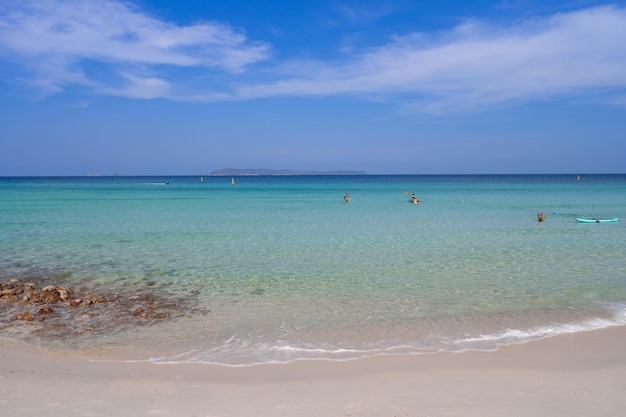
xmin=411 ymin=193 xmax=420 ymax=204
xmin=344 ymin=193 xmax=350 ymax=203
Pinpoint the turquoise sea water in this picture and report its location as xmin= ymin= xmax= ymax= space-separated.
xmin=1 ymin=174 xmax=625 ymax=364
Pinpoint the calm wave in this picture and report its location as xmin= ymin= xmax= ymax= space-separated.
xmin=1 ymin=174 xmax=625 ymax=364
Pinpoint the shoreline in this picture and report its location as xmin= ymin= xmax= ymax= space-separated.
xmin=2 ymin=326 xmax=625 ymax=416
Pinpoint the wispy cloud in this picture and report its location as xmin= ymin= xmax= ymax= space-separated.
xmin=1 ymin=1 xmax=625 ymax=112
xmin=0 ymin=0 xmax=270 ymax=98
xmin=234 ymin=5 xmax=626 ymax=112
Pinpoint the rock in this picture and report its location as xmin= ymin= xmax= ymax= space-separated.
xmin=3 ymin=278 xmax=185 ymax=337
xmin=1 ymin=294 xmax=18 ymax=305
xmin=42 ymin=286 xmax=62 ymax=303
xmin=39 ymin=306 xmax=54 ymax=315
xmin=23 ymin=291 xmax=42 ymax=304
xmin=14 ymin=312 xmax=34 ymax=321
xmin=69 ymin=299 xmax=82 ymax=308
xmin=2 ymin=288 xmax=16 ymax=296
xmin=84 ymin=294 xmax=109 ymax=303
xmin=57 ymin=287 xmax=72 ymax=301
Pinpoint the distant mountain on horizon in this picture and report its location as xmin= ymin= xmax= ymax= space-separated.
xmin=208 ymin=168 xmax=366 ymax=176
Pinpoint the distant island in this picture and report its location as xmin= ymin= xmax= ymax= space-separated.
xmin=208 ymin=168 xmax=366 ymax=176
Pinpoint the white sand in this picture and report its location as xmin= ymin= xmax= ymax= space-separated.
xmin=2 ymin=326 xmax=625 ymax=417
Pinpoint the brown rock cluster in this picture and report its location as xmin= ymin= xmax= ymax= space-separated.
xmin=1 ymin=279 xmax=115 ymax=322
xmin=1 ymin=278 xmax=197 ymax=339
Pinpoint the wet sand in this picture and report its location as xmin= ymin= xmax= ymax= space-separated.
xmin=1 ymin=326 xmax=625 ymax=417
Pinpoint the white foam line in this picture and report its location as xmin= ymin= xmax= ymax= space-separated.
xmin=147 ymin=306 xmax=626 ymax=366
xmin=458 ymin=308 xmax=626 ymax=347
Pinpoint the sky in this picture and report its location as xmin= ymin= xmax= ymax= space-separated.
xmin=1 ymin=0 xmax=625 ymax=175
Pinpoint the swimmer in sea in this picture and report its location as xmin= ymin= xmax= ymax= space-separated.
xmin=344 ymin=193 xmax=350 ymax=203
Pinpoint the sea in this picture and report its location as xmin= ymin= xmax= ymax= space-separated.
xmin=1 ymin=174 xmax=625 ymax=365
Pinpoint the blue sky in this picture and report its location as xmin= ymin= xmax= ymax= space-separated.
xmin=1 ymin=0 xmax=625 ymax=175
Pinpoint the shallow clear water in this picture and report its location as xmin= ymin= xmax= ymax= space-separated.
xmin=1 ymin=175 xmax=625 ymax=364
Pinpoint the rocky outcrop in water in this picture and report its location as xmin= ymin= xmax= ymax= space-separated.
xmin=0 ymin=278 xmax=203 ymax=339
xmin=2 ymin=280 xmax=118 ymax=321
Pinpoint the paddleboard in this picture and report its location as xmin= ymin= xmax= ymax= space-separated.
xmin=575 ymin=217 xmax=618 ymax=223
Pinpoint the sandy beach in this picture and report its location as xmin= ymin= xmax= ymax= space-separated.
xmin=2 ymin=326 xmax=625 ymax=417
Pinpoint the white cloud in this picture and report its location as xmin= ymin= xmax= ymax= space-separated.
xmin=0 ymin=0 xmax=270 ymax=98
xmin=233 ymin=5 xmax=626 ymax=112
xmin=102 ymin=74 xmax=171 ymax=99
xmin=1 ymin=2 xmax=625 ymax=111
